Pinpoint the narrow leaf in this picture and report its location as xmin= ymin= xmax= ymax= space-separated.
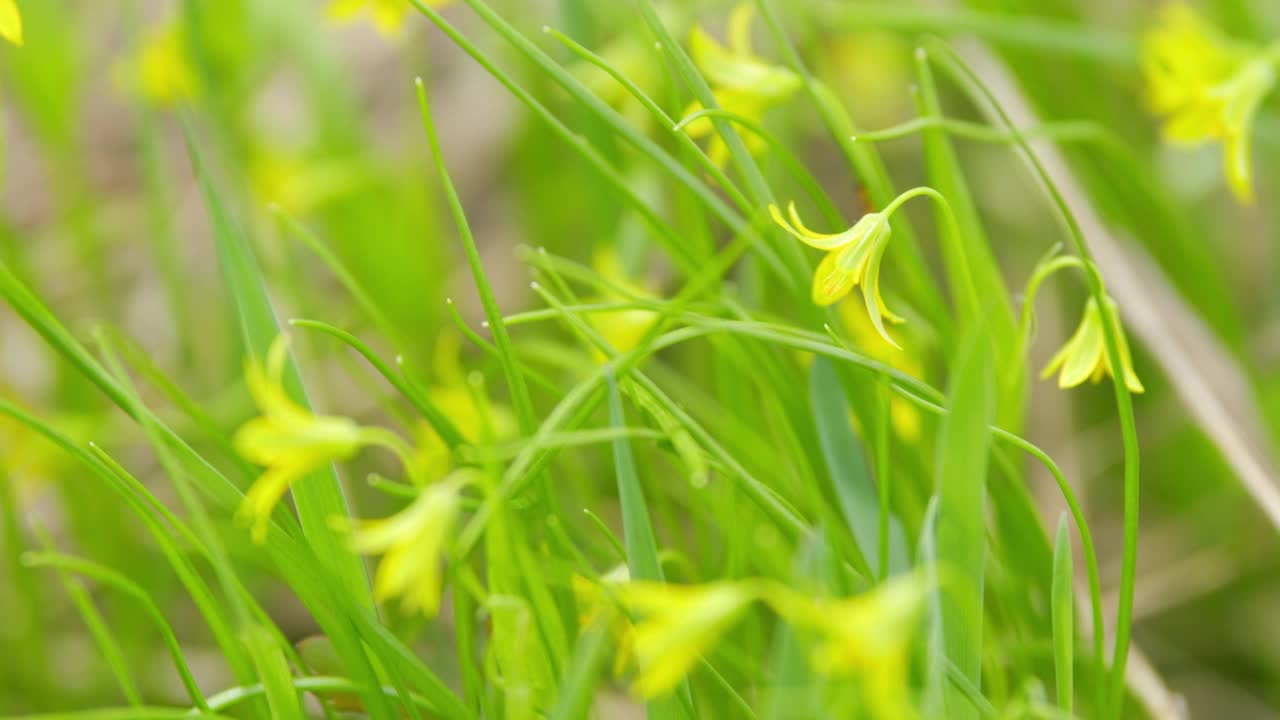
xmin=1052 ymin=513 xmax=1075 ymax=714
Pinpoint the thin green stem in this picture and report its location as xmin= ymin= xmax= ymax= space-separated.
xmin=675 ymin=108 xmax=845 ymax=227
xmin=923 ymin=41 xmax=1141 ymax=718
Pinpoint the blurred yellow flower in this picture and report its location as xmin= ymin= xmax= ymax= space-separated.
xmin=250 ymin=150 xmax=365 ymax=216
xmin=412 ymin=332 xmax=517 ymax=477
xmin=328 ymin=0 xmax=443 ymax=36
xmin=823 ymin=30 xmax=913 ymax=128
xmin=573 ymin=565 xmax=633 ymax=675
xmin=770 ymin=201 xmax=902 ymax=347
xmin=773 ymin=574 xmax=929 ymax=719
xmin=573 ymin=35 xmax=664 ymax=130
xmin=234 ymin=337 xmax=369 ymax=542
xmin=623 ymin=580 xmax=756 ymax=697
xmin=1041 ymin=296 xmax=1144 ymax=394
xmin=0 ymin=0 xmax=21 ymax=46
xmin=839 ymin=302 xmax=923 ymax=442
xmin=682 ymin=4 xmax=800 ymax=166
xmin=1142 ymin=3 xmax=1280 ymax=203
xmin=586 ymin=248 xmax=659 ymax=360
xmin=135 ymin=23 xmax=199 ymax=105
xmin=350 ymin=473 xmax=466 ymax=616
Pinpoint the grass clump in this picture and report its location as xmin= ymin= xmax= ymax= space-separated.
xmin=3 ymin=1 xmax=1280 ymax=718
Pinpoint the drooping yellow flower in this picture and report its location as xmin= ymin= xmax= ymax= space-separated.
xmin=0 ymin=0 xmax=21 ymax=46
xmin=135 ymin=23 xmax=199 ymax=105
xmin=682 ymin=4 xmax=800 ymax=166
xmin=1041 ymin=296 xmax=1145 ymax=394
xmin=622 ymin=580 xmax=756 ymax=697
xmin=1142 ymin=3 xmax=1280 ymax=203
xmin=770 ymin=201 xmax=902 ymax=347
xmin=328 ymin=0 xmax=444 ymax=36
xmin=350 ymin=473 xmax=465 ymax=616
xmin=234 ymin=337 xmax=369 ymax=542
xmin=771 ymin=574 xmax=929 ymax=719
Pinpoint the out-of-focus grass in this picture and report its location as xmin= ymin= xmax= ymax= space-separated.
xmin=2 ymin=0 xmax=1280 ymax=718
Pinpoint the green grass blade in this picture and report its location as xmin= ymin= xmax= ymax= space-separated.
xmin=0 ymin=264 xmax=405 ymax=719
xmin=243 ymin=624 xmax=305 ymax=720
xmin=1052 ymin=513 xmax=1075 ymax=714
xmin=608 ymin=370 xmax=707 ymax=720
xmin=270 ymin=207 xmax=403 ymax=349
xmin=934 ymin=326 xmax=994 ymax=719
xmin=548 ymin=624 xmax=612 ymax=720
xmin=808 ymin=357 xmax=877 ymax=577
xmin=911 ymin=52 xmax=1019 ymax=426
xmin=179 ymin=119 xmax=369 ymax=599
xmin=414 ymin=79 xmax=536 ymax=440
xmin=22 ymin=552 xmax=210 ymax=711
xmin=919 ymin=41 xmax=1141 ymax=717
xmin=56 ymin=573 xmax=142 ymax=706
xmin=288 ymin=318 xmax=465 ymax=448
xmin=607 ymin=371 xmax=665 ymax=583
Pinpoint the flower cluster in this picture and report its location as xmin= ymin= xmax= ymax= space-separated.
xmin=578 ymin=572 xmax=929 ymax=716
xmin=233 ymin=335 xmax=482 ymax=617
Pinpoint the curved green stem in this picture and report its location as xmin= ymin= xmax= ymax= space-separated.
xmin=358 ymin=427 xmax=424 ymax=484
xmin=1015 ymin=251 xmax=1086 ymax=362
xmin=882 ymin=186 xmax=983 ymax=327
xmin=853 ymin=117 xmax=1104 ymax=146
xmin=922 ymin=40 xmax=1141 ymax=718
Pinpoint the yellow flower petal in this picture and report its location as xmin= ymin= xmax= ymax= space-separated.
xmin=233 ymin=335 xmax=370 ymax=542
xmin=726 ymin=2 xmax=754 ymax=57
xmin=327 ymin=0 xmax=421 ymax=36
xmin=1041 ymin=297 xmax=1144 ymax=393
xmin=811 ymin=248 xmax=858 ymax=306
xmin=0 ymin=0 xmax=22 ymax=47
xmin=625 ymin=581 xmax=756 ymax=698
xmin=1141 ymin=3 xmax=1276 ymax=203
xmin=135 ymin=23 xmax=199 ymax=105
xmin=688 ymin=8 xmax=799 ymax=100
xmin=353 ymin=478 xmax=463 ymax=616
xmin=860 ymin=246 xmax=902 ymax=349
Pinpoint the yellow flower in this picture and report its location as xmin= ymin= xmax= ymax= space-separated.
xmin=249 ymin=149 xmax=365 ymax=216
xmin=773 ymin=574 xmax=929 ymax=719
xmin=135 ymin=23 xmax=199 ymax=105
xmin=0 ymin=0 xmax=21 ymax=46
xmin=586 ymin=248 xmax=660 ymax=359
xmin=328 ymin=0 xmax=444 ymax=36
xmin=411 ymin=332 xmax=518 ymax=477
xmin=682 ymin=4 xmax=800 ymax=166
xmin=839 ymin=302 xmax=923 ymax=441
xmin=1041 ymin=296 xmax=1144 ymax=394
xmin=769 ymin=201 xmax=902 ymax=347
xmin=573 ymin=565 xmax=633 ymax=676
xmin=622 ymin=580 xmax=756 ymax=697
xmin=1142 ymin=3 xmax=1280 ymax=203
xmin=233 ymin=337 xmax=369 ymax=542
xmin=350 ymin=474 xmax=465 ymax=616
